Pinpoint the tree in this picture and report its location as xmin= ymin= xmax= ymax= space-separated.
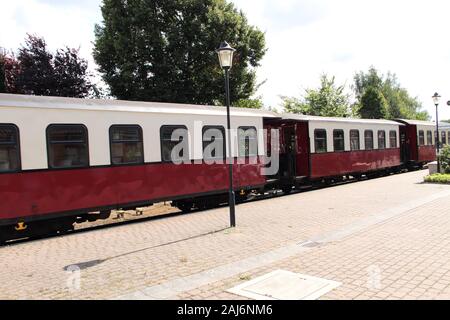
xmin=53 ymin=47 xmax=93 ymax=98
xmin=0 ymin=50 xmax=21 ymax=94
xmin=234 ymin=96 xmax=263 ymax=109
xmin=1 ymin=34 xmax=95 ymax=98
xmin=357 ymin=86 xmax=388 ymax=119
xmin=352 ymin=67 xmax=429 ymax=120
xmin=281 ymin=74 xmax=351 ymax=117
xmin=15 ymin=35 xmax=56 ymax=96
xmin=93 ymin=0 xmax=266 ymax=106
xmin=16 ymin=35 xmax=94 ymax=98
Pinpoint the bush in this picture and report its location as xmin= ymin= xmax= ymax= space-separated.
xmin=424 ymin=173 xmax=450 ymax=184
xmin=439 ymin=145 xmax=450 ymax=174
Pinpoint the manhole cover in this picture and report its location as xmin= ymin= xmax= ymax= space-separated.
xmin=227 ymin=270 xmax=341 ymax=300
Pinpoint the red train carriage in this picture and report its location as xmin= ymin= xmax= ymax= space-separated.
xmin=0 ymin=94 xmax=273 ymax=240
xmin=396 ymin=119 xmax=448 ymax=167
xmin=265 ymin=114 xmax=404 ymax=190
xmin=0 ymin=93 xmax=441 ymax=242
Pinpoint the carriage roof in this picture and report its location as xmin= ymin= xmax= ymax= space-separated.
xmin=0 ymin=93 xmax=277 ymax=118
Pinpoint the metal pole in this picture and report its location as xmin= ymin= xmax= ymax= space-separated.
xmin=225 ymin=68 xmax=236 ymax=227
xmin=436 ymin=103 xmax=440 ymax=173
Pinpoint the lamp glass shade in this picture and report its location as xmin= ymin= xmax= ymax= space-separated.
xmin=432 ymin=92 xmax=441 ymax=105
xmin=216 ymin=42 xmax=235 ymax=69
xmin=217 ymin=50 xmax=234 ymax=68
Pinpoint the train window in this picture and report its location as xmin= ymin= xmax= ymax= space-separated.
xmin=314 ymin=129 xmax=327 ymax=153
xmin=47 ymin=124 xmax=89 ymax=169
xmin=427 ymin=131 xmax=433 ymax=145
xmin=333 ymin=129 xmax=345 ymax=152
xmin=0 ymin=124 xmax=20 ymax=172
xmin=418 ymin=130 xmax=425 ymax=146
xmin=434 ymin=131 xmax=438 ymax=145
xmin=378 ymin=131 xmax=386 ymax=149
xmin=442 ymin=131 xmax=447 ymax=145
xmin=350 ymin=130 xmax=360 ymax=151
xmin=203 ymin=126 xmax=225 ymax=160
xmin=238 ymin=126 xmax=258 ymax=157
xmin=160 ymin=125 xmax=189 ymax=163
xmin=110 ymin=125 xmax=144 ymax=165
xmin=389 ymin=131 xmax=397 ymax=148
xmin=364 ymin=130 xmax=374 ymax=150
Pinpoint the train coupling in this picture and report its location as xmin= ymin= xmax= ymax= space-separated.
xmin=15 ymin=222 xmax=28 ymax=231
xmin=239 ymin=189 xmax=246 ymax=196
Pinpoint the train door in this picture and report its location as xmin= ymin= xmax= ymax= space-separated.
xmin=400 ymin=126 xmax=409 ymax=163
xmin=280 ymin=126 xmax=297 ymax=181
xmin=295 ymin=121 xmax=310 ymax=178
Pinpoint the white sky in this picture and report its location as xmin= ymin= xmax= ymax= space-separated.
xmin=1 ymin=0 xmax=450 ymax=119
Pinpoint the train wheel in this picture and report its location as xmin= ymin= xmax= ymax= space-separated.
xmin=176 ymin=201 xmax=193 ymax=213
xmin=282 ymin=186 xmax=293 ymax=194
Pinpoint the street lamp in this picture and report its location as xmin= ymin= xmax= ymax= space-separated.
xmin=216 ymin=41 xmax=236 ymax=227
xmin=433 ymin=92 xmax=441 ymax=172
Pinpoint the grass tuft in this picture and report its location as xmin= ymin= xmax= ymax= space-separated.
xmin=424 ymin=174 xmax=450 ymax=184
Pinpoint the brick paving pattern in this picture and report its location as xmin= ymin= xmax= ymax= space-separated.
xmin=1 ymin=170 xmax=449 ymax=300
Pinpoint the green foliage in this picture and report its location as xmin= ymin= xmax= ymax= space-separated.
xmin=439 ymin=144 xmax=450 ymax=174
xmin=234 ymin=96 xmax=263 ymax=109
xmin=93 ymin=0 xmax=266 ymax=106
xmin=424 ymin=173 xmax=450 ymax=184
xmin=2 ymin=34 xmax=94 ymax=98
xmin=352 ymin=67 xmax=429 ymax=120
xmin=281 ymin=74 xmax=350 ymax=117
xmin=357 ymin=86 xmax=388 ymax=119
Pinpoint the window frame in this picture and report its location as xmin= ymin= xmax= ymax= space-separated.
xmin=418 ymin=130 xmax=425 ymax=146
xmin=46 ymin=124 xmax=89 ymax=169
xmin=202 ymin=125 xmax=226 ymax=160
xmin=314 ymin=129 xmax=328 ymax=154
xmin=427 ymin=130 xmax=433 ymax=145
xmin=238 ymin=126 xmax=258 ymax=158
xmin=389 ymin=130 xmax=397 ymax=149
xmin=350 ymin=129 xmax=360 ymax=151
xmin=109 ymin=125 xmax=144 ymax=166
xmin=0 ymin=123 xmax=21 ymax=173
xmin=160 ymin=125 xmax=189 ymax=163
xmin=333 ymin=129 xmax=345 ymax=152
xmin=364 ymin=130 xmax=374 ymax=150
xmin=377 ymin=130 xmax=386 ymax=150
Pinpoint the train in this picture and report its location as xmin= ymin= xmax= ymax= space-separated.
xmin=0 ymin=93 xmax=446 ymax=242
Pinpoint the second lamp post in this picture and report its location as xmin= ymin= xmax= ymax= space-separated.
xmin=216 ymin=41 xmax=236 ymax=227
xmin=433 ymin=92 xmax=441 ymax=173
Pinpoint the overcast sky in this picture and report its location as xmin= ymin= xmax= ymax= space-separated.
xmin=1 ymin=0 xmax=450 ymax=119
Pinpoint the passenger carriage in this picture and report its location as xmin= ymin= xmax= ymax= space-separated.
xmin=0 ymin=94 xmax=272 ymax=239
xmin=265 ymin=115 xmax=404 ymax=191
xmin=0 ymin=93 xmax=443 ymax=242
xmin=396 ymin=119 xmax=448 ymax=167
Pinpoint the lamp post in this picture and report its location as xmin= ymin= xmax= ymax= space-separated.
xmin=216 ymin=41 xmax=236 ymax=227
xmin=432 ymin=92 xmax=441 ymax=173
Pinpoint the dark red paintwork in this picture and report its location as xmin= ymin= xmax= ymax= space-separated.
xmin=310 ymin=149 xmax=401 ymax=179
xmin=0 ymin=158 xmax=266 ymax=224
xmin=396 ymin=121 xmax=436 ymax=164
xmin=418 ymin=146 xmax=436 ymax=163
xmin=295 ymin=122 xmax=310 ymax=177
